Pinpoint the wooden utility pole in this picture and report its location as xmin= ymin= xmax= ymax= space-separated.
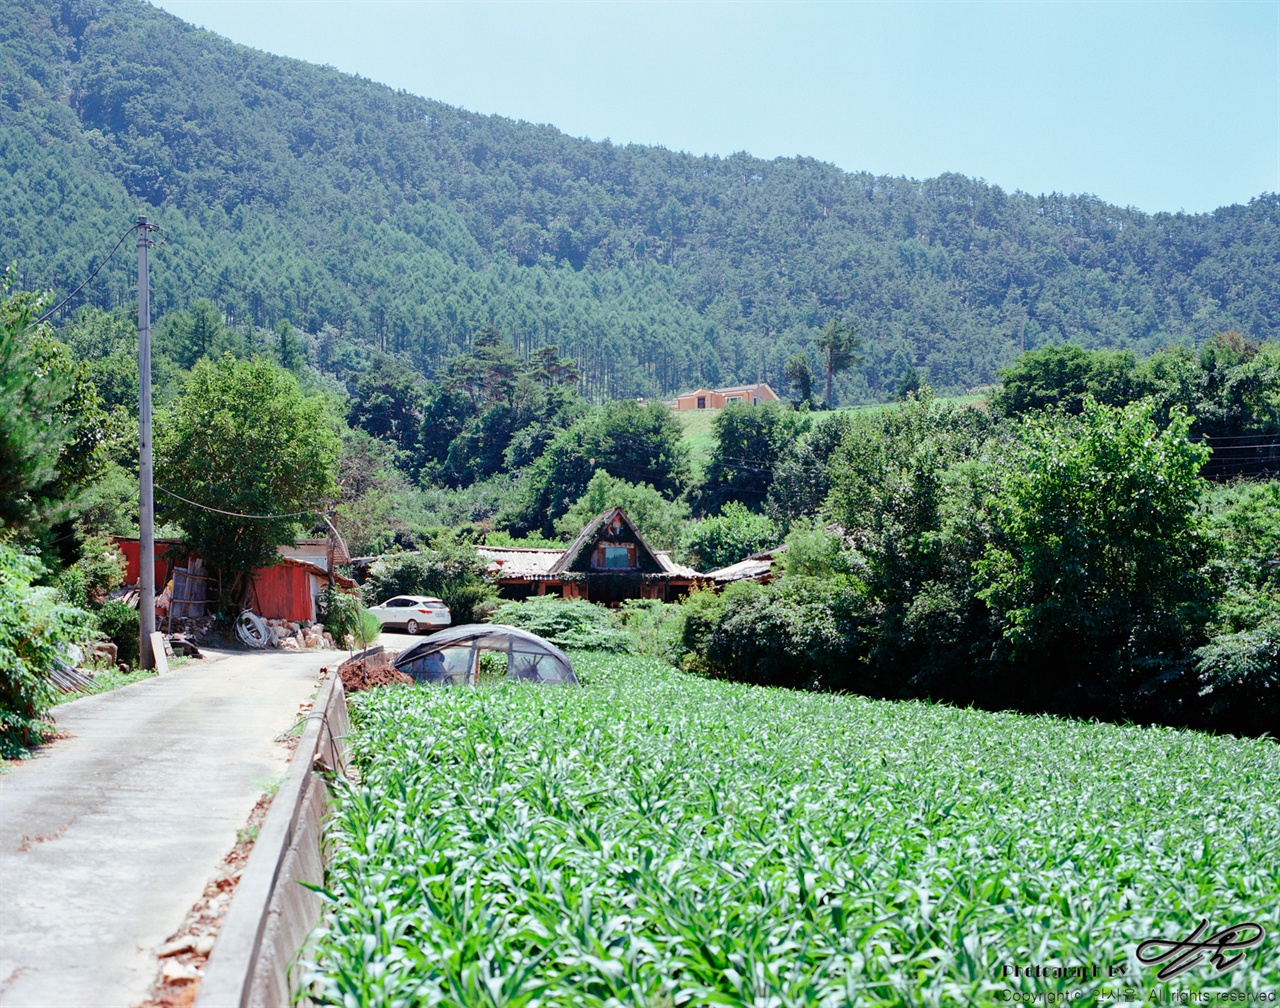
xmin=137 ymin=216 xmax=156 ymax=669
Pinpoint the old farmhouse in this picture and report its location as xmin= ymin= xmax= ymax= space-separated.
xmin=478 ymin=508 xmax=699 ymax=604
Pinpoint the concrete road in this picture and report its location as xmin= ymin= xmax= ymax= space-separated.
xmin=0 ymin=647 xmax=335 ymax=1008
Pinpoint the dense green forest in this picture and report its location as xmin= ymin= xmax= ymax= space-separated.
xmin=2 ymin=0 xmax=1277 ymax=404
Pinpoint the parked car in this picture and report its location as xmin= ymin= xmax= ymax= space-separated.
xmin=368 ymin=595 xmax=452 ymax=635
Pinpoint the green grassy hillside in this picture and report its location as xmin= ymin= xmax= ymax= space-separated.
xmin=302 ymin=654 xmax=1280 ymax=1005
xmin=2 ymin=0 xmax=1277 ymax=402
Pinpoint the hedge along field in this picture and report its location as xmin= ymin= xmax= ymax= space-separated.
xmin=300 ymin=655 xmax=1280 ymax=1007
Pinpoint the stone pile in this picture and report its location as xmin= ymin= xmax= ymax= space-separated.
xmin=265 ymin=619 xmax=337 ymax=651
xmin=168 ymin=615 xmax=218 ymax=641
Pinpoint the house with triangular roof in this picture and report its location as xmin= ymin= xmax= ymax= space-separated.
xmin=477 ymin=507 xmax=700 ymax=605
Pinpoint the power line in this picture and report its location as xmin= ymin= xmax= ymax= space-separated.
xmin=34 ymin=224 xmax=140 ymax=326
xmin=156 ymin=485 xmax=323 ymax=520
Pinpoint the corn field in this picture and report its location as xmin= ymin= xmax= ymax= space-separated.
xmin=300 ymin=654 xmax=1280 ymax=1006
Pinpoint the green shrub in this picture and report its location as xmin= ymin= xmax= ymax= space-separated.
xmin=96 ymin=598 xmax=140 ymax=668
xmin=319 ymin=584 xmax=381 ymax=648
xmin=617 ymin=598 xmax=686 ymax=663
xmin=492 ymin=597 xmax=631 ymax=652
xmin=54 ymin=534 xmax=126 ymax=611
xmin=1196 ymin=613 xmax=1280 ymax=735
xmin=1 ymin=545 xmax=93 ymax=756
xmin=680 ymin=577 xmax=866 ymax=690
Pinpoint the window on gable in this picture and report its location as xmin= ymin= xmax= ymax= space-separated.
xmin=593 ymin=545 xmax=636 ymax=569
xmin=603 ymin=546 xmax=631 ymax=568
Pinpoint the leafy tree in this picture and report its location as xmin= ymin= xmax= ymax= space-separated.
xmin=554 ymin=469 xmax=690 ymax=552
xmin=347 ymin=353 xmax=425 ymax=455
xmin=994 ymin=337 xmax=1279 ymax=458
xmin=508 ymin=401 xmax=690 ymax=536
xmin=990 ymin=344 xmax=1136 ymax=417
xmin=1193 ymin=332 xmax=1280 ymax=440
xmin=332 ymin=428 xmax=420 ymax=557
xmin=275 ymin=319 xmax=307 ymax=372
xmin=783 ymin=352 xmax=813 ymax=404
xmin=825 ymin=392 xmax=1002 ymax=693
xmin=777 ymin=522 xmax=855 ymax=580
xmin=681 ymin=501 xmax=778 ymax=571
xmin=1194 ymin=614 xmax=1279 ymax=736
xmin=443 ymin=327 xmax=520 ymax=408
xmin=891 ymin=367 xmax=924 ymax=402
xmin=1201 ymin=480 xmax=1280 ymax=634
xmin=529 ymin=345 xmax=581 ymax=387
xmin=765 ymin=412 xmax=856 ymax=531
xmin=816 ymin=318 xmax=862 ymax=407
xmin=976 ymin=399 xmax=1212 ymax=710
xmin=155 ymin=355 xmax=341 ymax=608
xmin=701 ymin=402 xmax=809 ymax=514
xmin=1 ymin=278 xmax=120 ymax=543
xmin=0 ymin=282 xmax=72 ymax=533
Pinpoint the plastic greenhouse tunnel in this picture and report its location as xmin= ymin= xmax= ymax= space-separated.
xmin=393 ymin=624 xmax=580 ymax=687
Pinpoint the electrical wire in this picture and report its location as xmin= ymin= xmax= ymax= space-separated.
xmin=156 ymin=484 xmax=323 ymax=520
xmin=34 ymin=223 xmax=141 ymax=326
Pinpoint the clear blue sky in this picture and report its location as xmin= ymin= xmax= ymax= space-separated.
xmin=150 ymin=0 xmax=1278 ymax=215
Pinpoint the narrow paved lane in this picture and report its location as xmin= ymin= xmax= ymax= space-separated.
xmin=0 ymin=648 xmax=334 ymax=1008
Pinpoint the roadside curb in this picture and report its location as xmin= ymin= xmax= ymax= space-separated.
xmin=195 ymin=671 xmax=349 ymax=1008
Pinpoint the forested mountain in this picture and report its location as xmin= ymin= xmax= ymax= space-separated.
xmin=2 ymin=0 xmax=1277 ymax=401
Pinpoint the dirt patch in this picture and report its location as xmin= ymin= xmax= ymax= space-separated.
xmin=335 ymin=649 xmax=409 ymax=694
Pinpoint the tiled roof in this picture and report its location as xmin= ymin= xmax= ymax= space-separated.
xmin=476 ymin=546 xmax=565 ymax=578
xmin=655 ymin=552 xmax=699 ymax=578
xmin=704 ymin=544 xmax=785 ymax=582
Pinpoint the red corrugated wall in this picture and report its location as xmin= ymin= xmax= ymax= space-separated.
xmin=249 ymin=564 xmax=314 ymax=621
xmin=114 ymin=539 xmax=181 ymax=588
xmin=113 ymin=539 xmax=316 ymax=621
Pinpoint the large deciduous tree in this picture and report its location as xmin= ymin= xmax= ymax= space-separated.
xmin=506 ymin=400 xmax=690 ymax=536
xmin=156 ymin=355 xmax=341 ymax=607
xmin=682 ymin=501 xmax=778 ymax=571
xmin=976 ymin=398 xmax=1212 ymax=708
xmin=701 ymin=402 xmax=810 ymax=515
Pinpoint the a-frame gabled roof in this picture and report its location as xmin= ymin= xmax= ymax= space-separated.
xmin=548 ymin=507 xmax=668 ymax=575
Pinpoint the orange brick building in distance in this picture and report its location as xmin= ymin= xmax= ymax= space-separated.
xmin=666 ymin=382 xmax=780 ymax=411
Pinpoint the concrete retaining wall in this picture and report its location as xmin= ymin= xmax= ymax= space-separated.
xmin=195 ymin=672 xmax=350 ymax=1008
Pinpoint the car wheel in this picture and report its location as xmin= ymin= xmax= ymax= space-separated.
xmin=405 ymin=618 xmax=420 ymax=635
